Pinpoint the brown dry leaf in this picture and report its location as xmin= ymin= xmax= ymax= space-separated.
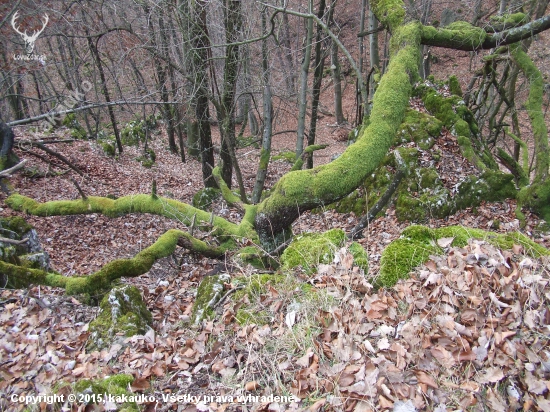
xmin=437 ymin=237 xmax=454 ymax=248
xmin=130 ymin=377 xmax=150 ymax=392
xmin=476 ymin=367 xmax=504 ymax=384
xmin=245 ymin=381 xmax=260 ymax=391
xmin=486 ymin=387 xmax=507 ymax=412
xmin=524 ymin=372 xmax=548 ymax=395
xmin=414 ymin=371 xmax=438 ymax=389
xmin=430 ymin=346 xmax=455 ymax=368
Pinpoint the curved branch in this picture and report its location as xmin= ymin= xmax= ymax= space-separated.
xmin=1 ymin=229 xmax=224 ymax=294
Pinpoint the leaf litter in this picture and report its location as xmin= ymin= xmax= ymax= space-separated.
xmin=0 ymin=127 xmax=549 ymax=411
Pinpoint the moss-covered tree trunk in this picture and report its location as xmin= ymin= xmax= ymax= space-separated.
xmin=254 ymin=3 xmax=420 ymax=250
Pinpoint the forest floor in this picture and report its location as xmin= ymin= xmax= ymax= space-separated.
xmin=0 ymin=104 xmax=550 ymax=412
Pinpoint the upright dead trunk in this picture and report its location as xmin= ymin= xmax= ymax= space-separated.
xmin=85 ymin=31 xmax=123 ymax=154
xmin=368 ymin=4 xmax=380 ymax=98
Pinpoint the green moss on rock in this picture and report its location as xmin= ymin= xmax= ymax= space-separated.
xmin=396 ymin=109 xmax=442 ymax=149
xmin=281 ymin=229 xmax=346 ymax=274
xmin=87 ymin=285 xmax=152 ymax=352
xmin=236 ymin=246 xmax=278 ymax=270
xmin=447 ymin=75 xmax=462 ymax=97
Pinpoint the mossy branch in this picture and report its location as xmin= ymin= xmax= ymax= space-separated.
xmin=5 ymin=193 xmax=256 ymax=240
xmin=420 ymin=15 xmax=550 ymax=51
xmin=1 ymin=229 xmax=225 ymax=294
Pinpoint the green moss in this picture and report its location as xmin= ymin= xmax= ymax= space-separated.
xmin=519 ymin=182 xmax=550 ymax=224
xmin=63 ymin=113 xmax=87 ymax=139
xmin=490 ymin=12 xmax=528 ymax=26
xmin=121 ymin=120 xmax=147 ymax=146
xmin=0 ymin=216 xmax=33 ymax=235
xmin=271 ymin=151 xmax=295 ymax=163
xmin=396 ymin=109 xmax=442 ymax=149
xmin=191 ymin=273 xmax=231 ymax=325
xmin=87 ymin=285 xmax=152 ymax=352
xmin=258 ymin=148 xmax=271 ymax=169
xmin=371 ymin=0 xmax=405 ymax=31
xmin=5 ymin=193 xmax=252 ymax=239
xmin=254 ymin=22 xmax=421 ymax=250
xmin=101 ymin=142 xmax=116 ymax=157
xmin=348 ymin=242 xmax=368 ymax=272
xmin=448 ymin=75 xmax=462 ymax=97
xmin=378 ymin=226 xmax=439 ymax=287
xmin=420 ymin=21 xmax=487 ymax=50
xmin=281 ymin=229 xmax=345 ymax=274
xmin=74 ymin=375 xmax=137 ymax=411
xmin=192 ymin=187 xmax=221 ymax=211
xmin=236 ymin=246 xmax=278 ymax=270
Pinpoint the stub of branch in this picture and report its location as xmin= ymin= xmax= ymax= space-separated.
xmin=70 ymin=178 xmax=87 ymax=201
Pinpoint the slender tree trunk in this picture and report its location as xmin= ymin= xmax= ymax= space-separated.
xmin=296 ymin=1 xmax=314 ymax=159
xmin=86 ymin=35 xmax=122 ymax=153
xmin=189 ymin=0 xmax=217 ymax=188
xmin=307 ymin=0 xmax=328 ymax=169
xmin=331 ymin=1 xmax=345 ymax=124
xmin=252 ymin=8 xmax=273 ymax=204
xmin=368 ymin=4 xmax=380 ymax=99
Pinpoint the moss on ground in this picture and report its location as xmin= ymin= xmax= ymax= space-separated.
xmin=87 ymin=285 xmax=152 ymax=352
xmin=236 ymin=246 xmax=278 ymax=270
xmin=378 ymin=225 xmax=549 ymax=288
xmin=281 ymin=229 xmax=346 ymax=274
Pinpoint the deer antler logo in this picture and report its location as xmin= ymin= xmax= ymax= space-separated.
xmin=11 ymin=11 xmax=49 ymax=56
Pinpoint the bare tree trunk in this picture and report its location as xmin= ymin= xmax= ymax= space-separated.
xmin=252 ymin=8 xmax=273 ymax=204
xmin=295 ymin=1 xmax=314 ymax=159
xmin=189 ymin=0 xmax=217 ymax=188
xmin=307 ymin=0 xmax=328 ymax=169
xmin=368 ymin=3 xmax=380 ymax=99
xmin=331 ymin=0 xmax=345 ymax=124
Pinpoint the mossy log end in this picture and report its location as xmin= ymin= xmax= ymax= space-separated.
xmin=0 ymin=229 xmax=225 ymax=295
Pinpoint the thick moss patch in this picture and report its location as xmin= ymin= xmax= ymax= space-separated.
xmin=281 ymin=229 xmax=346 ymax=274
xmin=87 ymin=285 xmax=152 ymax=352
xmin=395 ymin=109 xmax=442 ymax=150
xmin=378 ymin=225 xmax=549 ymax=288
